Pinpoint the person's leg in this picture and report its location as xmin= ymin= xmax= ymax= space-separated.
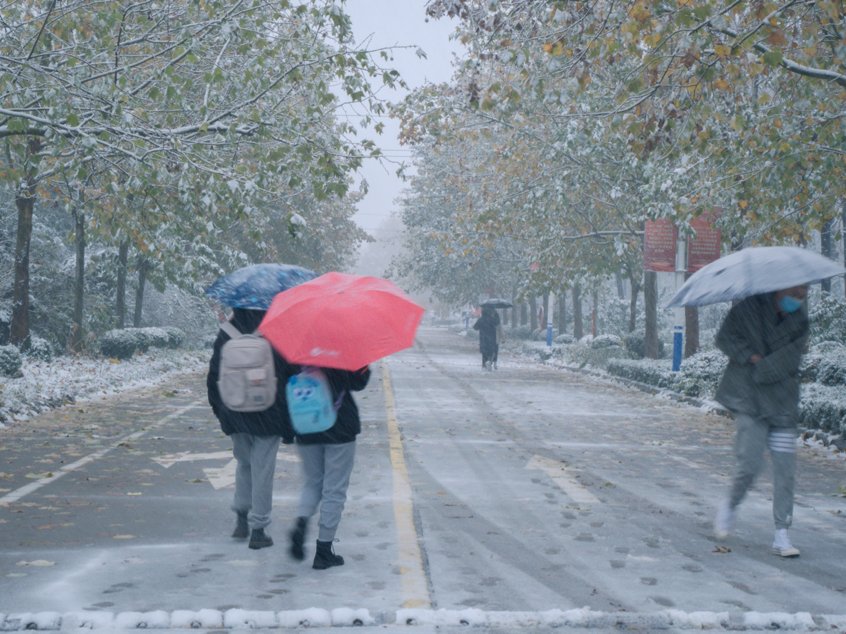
xmin=768 ymin=426 xmax=797 ymax=529
xmin=316 ymin=442 xmax=356 ymax=542
xmin=229 ymin=433 xmax=252 ymax=539
xmin=716 ymin=413 xmax=767 ymax=538
xmin=296 ymin=443 xmax=325 ymax=519
xmin=728 ymin=413 xmax=768 ymax=509
xmin=312 ymin=442 xmax=356 ymax=570
xmin=289 ymin=443 xmax=324 ymax=560
xmin=769 ymin=426 xmax=799 ymax=556
xmin=230 ymin=433 xmax=252 ymax=516
xmin=247 ymin=435 xmax=281 ymax=530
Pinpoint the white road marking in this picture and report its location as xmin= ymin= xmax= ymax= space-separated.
xmin=203 ymin=459 xmax=237 ymax=490
xmin=153 ymin=451 xmax=232 ymax=468
xmin=0 ymin=401 xmax=202 ymax=507
xmin=526 ymin=454 xmax=600 ymax=505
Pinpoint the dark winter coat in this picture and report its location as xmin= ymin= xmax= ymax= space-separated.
xmin=293 ymin=365 xmax=371 ymax=445
xmin=207 ymin=308 xmax=295 ymax=442
xmin=714 ymin=293 xmax=809 ymax=426
xmin=473 ymin=308 xmax=500 ymax=357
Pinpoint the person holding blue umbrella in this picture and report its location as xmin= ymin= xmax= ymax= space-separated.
xmin=205 ymin=263 xmax=315 ymax=549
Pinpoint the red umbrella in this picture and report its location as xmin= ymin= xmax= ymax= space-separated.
xmin=258 ymin=272 xmax=424 ymax=370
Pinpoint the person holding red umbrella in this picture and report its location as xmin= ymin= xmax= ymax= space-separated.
xmin=258 ymin=272 xmax=422 ymax=568
xmin=287 ymin=364 xmax=371 ymax=569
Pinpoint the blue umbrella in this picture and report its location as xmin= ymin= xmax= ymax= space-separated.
xmin=205 ymin=263 xmax=317 ymax=310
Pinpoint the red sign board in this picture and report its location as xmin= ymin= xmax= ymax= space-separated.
xmin=644 ymin=219 xmax=677 ymax=272
xmin=687 ymin=210 xmax=722 ymax=272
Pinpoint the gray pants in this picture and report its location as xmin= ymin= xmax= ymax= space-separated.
xmin=231 ymin=433 xmax=280 ymax=530
xmin=729 ymin=413 xmax=797 ymax=530
xmin=296 ymin=442 xmax=356 ymax=542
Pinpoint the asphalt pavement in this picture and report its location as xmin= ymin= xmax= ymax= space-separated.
xmin=1 ymin=326 xmax=845 ymax=632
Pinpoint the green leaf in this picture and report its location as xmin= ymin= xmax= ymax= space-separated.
xmin=762 ymin=50 xmax=783 ymax=66
xmin=693 ymin=5 xmax=711 ymax=20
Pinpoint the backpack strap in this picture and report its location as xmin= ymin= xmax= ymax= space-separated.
xmin=220 ymin=321 xmax=241 ymax=339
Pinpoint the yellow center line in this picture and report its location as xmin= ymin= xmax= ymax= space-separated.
xmin=381 ymin=362 xmax=431 ymax=609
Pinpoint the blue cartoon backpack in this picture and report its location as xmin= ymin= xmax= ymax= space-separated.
xmin=285 ymin=367 xmax=342 ymax=434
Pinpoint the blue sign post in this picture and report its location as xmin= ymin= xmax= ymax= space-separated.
xmin=672 ymin=234 xmax=687 ymax=371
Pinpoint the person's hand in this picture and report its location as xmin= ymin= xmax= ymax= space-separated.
xmin=749 ymin=354 xmax=763 ymax=364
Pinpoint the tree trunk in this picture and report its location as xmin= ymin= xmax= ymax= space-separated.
xmin=616 ymin=272 xmax=627 ymax=328
xmin=628 ymin=274 xmax=641 ymax=333
xmin=10 ymin=138 xmax=42 ymax=348
xmin=644 ymin=270 xmax=659 ymax=359
xmin=542 ymin=292 xmax=550 ymax=329
xmin=684 ymin=305 xmax=700 ymax=358
xmin=116 ymin=239 xmax=129 ymax=328
xmin=821 ymin=219 xmax=833 ymax=293
xmin=557 ymin=289 xmax=566 ymax=334
xmin=70 ymin=203 xmax=86 ymax=352
xmin=842 ymin=201 xmax=846 ymax=298
xmin=572 ymin=284 xmax=583 ymax=340
xmin=520 ymin=302 xmax=527 ymax=326
xmin=591 ymin=287 xmax=599 ymax=336
xmin=682 ymin=268 xmax=699 ymax=357
xmin=529 ymin=296 xmax=538 ymax=331
xmin=133 ymin=258 xmax=149 ymax=327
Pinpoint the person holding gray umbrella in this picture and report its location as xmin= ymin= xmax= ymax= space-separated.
xmin=712 ymin=285 xmax=809 ymax=557
xmin=667 ymin=246 xmax=845 ymax=557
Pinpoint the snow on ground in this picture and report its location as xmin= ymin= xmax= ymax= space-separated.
xmin=2 ymin=332 xmax=846 ymax=630
xmin=0 ymin=348 xmax=209 ymax=427
xmin=2 ymin=607 xmax=846 ymax=631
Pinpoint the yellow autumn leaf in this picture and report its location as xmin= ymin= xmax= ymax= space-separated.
xmin=738 ymin=200 xmax=749 ymax=209
xmin=714 ymin=78 xmax=731 ymax=90
xmin=714 ymin=44 xmax=730 ymax=59
xmin=644 ymin=33 xmax=661 ymax=47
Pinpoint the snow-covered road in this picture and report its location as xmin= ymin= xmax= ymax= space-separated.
xmin=1 ymin=326 xmax=845 ymax=631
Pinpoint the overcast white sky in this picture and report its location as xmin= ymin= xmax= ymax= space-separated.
xmin=343 ymin=0 xmax=464 ymax=235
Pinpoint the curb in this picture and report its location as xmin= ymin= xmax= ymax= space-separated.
xmin=2 ymin=608 xmax=846 ymax=631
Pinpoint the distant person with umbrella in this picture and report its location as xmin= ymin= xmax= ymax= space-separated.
xmin=205 ymin=263 xmax=315 ymax=550
xmin=473 ymin=305 xmax=500 ymax=371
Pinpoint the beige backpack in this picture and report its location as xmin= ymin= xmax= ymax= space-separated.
xmin=217 ymin=321 xmax=277 ymax=412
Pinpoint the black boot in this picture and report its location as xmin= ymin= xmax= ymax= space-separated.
xmin=288 ymin=516 xmax=308 ymax=561
xmin=231 ymin=511 xmax=249 ymax=540
xmin=248 ymin=527 xmax=273 ymax=550
xmin=312 ymin=539 xmax=344 ymax=570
